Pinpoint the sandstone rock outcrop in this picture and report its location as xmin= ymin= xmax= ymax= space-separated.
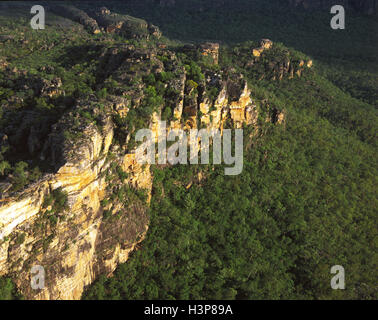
xmin=0 ymin=76 xmax=270 ymax=300
xmin=252 ymin=39 xmax=273 ymax=57
xmin=240 ymin=39 xmax=313 ymax=81
xmin=49 ymin=5 xmax=162 ymax=39
xmin=0 ymin=110 xmax=152 ymax=299
xmin=199 ymin=42 xmax=220 ymax=65
xmin=0 ymin=10 xmax=295 ymax=300
xmin=88 ymin=7 xmax=161 ymax=39
xmin=50 ymin=5 xmax=101 ymax=34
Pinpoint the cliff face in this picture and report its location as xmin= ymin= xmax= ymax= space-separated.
xmin=0 ymin=77 xmax=271 ymax=299
xmin=0 ymin=113 xmax=151 ymax=299
xmin=0 ymin=6 xmax=300 ymax=300
xmin=0 ymin=51 xmax=283 ymax=299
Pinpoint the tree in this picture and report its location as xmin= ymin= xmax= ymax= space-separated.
xmin=0 ymin=277 xmax=21 ymax=300
xmin=0 ymin=161 xmax=11 ymax=176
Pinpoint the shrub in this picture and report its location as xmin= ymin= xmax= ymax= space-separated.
xmin=0 ymin=161 xmax=11 ymax=176
xmin=15 ymin=233 xmax=25 ymax=245
xmin=116 ymin=165 xmax=128 ymax=182
xmin=0 ymin=277 xmax=21 ymax=300
xmin=103 ymin=210 xmax=112 ymax=220
xmin=52 ymin=187 xmax=68 ymax=212
xmin=97 ymin=88 xmax=108 ymax=99
xmin=10 ymin=162 xmax=29 ymax=192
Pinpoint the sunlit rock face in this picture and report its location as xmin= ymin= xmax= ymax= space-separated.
xmin=0 ymin=81 xmax=262 ymax=299
xmin=0 ymin=5 xmax=294 ymax=298
xmin=0 ymin=47 xmax=286 ymax=298
xmin=0 ymin=113 xmax=152 ymax=300
xmin=199 ymin=43 xmax=220 ymax=65
xmin=252 ymin=39 xmax=273 ymax=57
